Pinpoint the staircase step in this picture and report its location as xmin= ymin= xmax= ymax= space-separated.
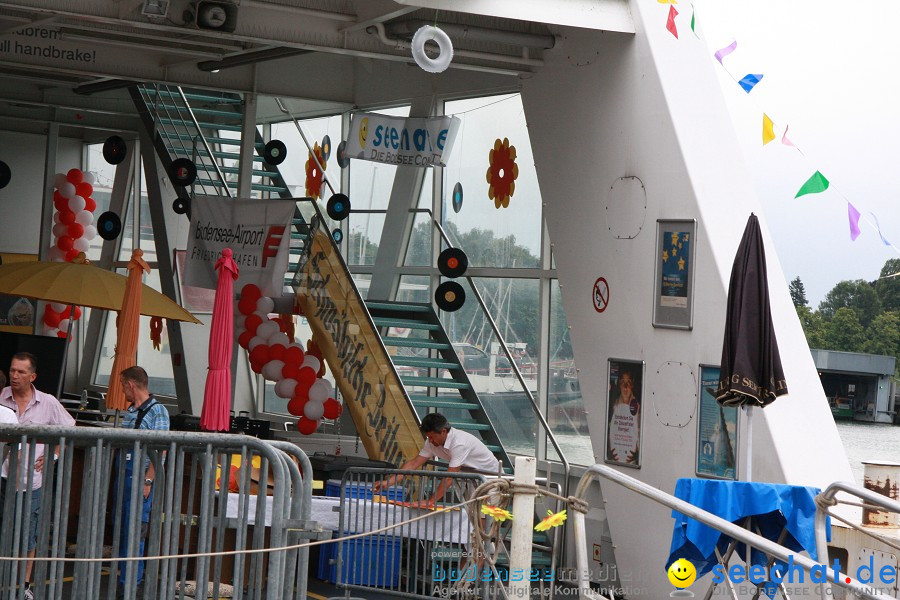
xmin=159 ymin=132 xmax=242 ymax=146
xmin=409 ymin=397 xmax=480 ymax=410
xmin=382 ymin=337 xmax=450 ymax=350
xmin=150 ymin=105 xmax=243 ymax=119
xmin=218 ymin=166 xmax=284 ymax=178
xmin=156 ymin=117 xmax=242 ymax=131
xmin=365 ymin=301 xmax=432 ymax=314
xmin=392 ymin=357 xmax=460 ymax=370
xmin=450 ymin=422 xmax=491 ymax=432
xmin=195 ymin=179 xmax=288 ymax=193
xmin=371 ymin=317 xmax=440 ymax=331
xmin=144 ymin=88 xmax=243 ymax=104
xmin=400 ymin=376 xmax=469 ymax=390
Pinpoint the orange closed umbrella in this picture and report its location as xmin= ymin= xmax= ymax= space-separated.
xmin=106 ymin=249 xmax=150 ymax=411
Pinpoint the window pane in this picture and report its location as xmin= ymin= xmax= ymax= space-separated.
xmin=271 ymin=115 xmax=343 ymax=195
xmin=548 ymin=280 xmax=592 ymax=465
xmin=443 ymin=95 xmax=541 ymax=268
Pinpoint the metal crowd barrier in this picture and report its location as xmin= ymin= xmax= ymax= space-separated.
xmin=0 ymin=424 xmax=316 ymax=600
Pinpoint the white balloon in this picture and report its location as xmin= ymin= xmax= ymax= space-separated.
xmin=82 ymin=171 xmax=95 ymax=185
xmin=58 ymin=318 xmax=70 ymax=332
xmin=53 ymin=173 xmax=68 ymax=189
xmin=267 ymin=331 xmax=289 ymax=347
xmin=48 ymin=248 xmax=64 ymax=262
xmin=58 ymin=182 xmax=75 ymax=199
xmin=52 ymin=212 xmax=61 ymax=225
xmin=256 ymin=296 xmax=275 ymax=315
xmin=44 ymin=326 xmax=60 ymax=338
xmin=83 ymin=225 xmax=97 ymax=241
xmin=248 ymin=335 xmax=266 ymax=351
xmin=262 ymin=359 xmax=285 ymax=382
xmin=52 ymin=223 xmax=67 ymax=238
xmin=256 ymin=320 xmax=279 ymax=340
xmin=75 ymin=209 xmax=93 ymax=226
xmin=274 ymin=378 xmax=298 ymax=399
xmin=73 ymin=237 xmax=90 ymax=253
xmin=309 ymin=379 xmax=331 ymax=404
xmin=68 ymin=195 xmax=86 ymax=213
xmin=301 ymin=355 xmax=321 ymax=373
xmin=50 ymin=302 xmax=66 ymax=313
xmin=303 ymin=400 xmax=325 ymax=420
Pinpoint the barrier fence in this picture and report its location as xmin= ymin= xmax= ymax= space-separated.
xmin=0 ymin=424 xmax=315 ymax=600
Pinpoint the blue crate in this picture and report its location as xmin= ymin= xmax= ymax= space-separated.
xmin=317 ymin=532 xmax=402 ymax=586
xmin=325 ymin=479 xmax=405 ymax=501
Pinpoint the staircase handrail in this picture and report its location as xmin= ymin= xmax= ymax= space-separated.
xmin=175 ymin=86 xmax=233 ymax=198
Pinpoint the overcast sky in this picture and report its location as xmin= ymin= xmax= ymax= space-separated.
xmin=692 ymin=0 xmax=900 ymax=307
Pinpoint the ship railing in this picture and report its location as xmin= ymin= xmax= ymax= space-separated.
xmin=572 ymin=464 xmax=897 ymax=600
xmin=0 ymin=424 xmax=317 ymax=600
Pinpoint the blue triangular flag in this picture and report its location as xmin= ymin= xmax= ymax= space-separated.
xmin=738 ymin=73 xmax=764 ymax=93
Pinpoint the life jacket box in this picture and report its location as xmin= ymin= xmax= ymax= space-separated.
xmin=317 ymin=533 xmax=402 ymax=586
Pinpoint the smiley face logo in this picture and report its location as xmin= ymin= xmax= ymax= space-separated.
xmin=358 ymin=117 xmax=369 ymax=148
xmin=667 ymin=558 xmax=696 ymax=589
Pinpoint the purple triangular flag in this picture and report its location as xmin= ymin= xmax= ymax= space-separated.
xmin=848 ymin=202 xmax=861 ymax=241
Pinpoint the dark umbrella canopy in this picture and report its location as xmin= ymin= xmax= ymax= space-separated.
xmin=715 ymin=214 xmax=788 ymax=407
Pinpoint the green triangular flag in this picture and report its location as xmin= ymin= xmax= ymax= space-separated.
xmin=794 ymin=171 xmax=830 ymax=198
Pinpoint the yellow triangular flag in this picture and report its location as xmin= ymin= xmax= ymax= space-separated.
xmin=762 ymin=114 xmax=775 ymax=145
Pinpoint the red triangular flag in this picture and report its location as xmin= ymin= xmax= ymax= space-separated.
xmin=666 ymin=5 xmax=679 ymax=38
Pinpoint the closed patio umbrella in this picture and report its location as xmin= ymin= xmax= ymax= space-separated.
xmin=106 ymin=249 xmax=151 ymax=411
xmin=200 ymin=248 xmax=239 ymax=432
xmin=714 ymin=213 xmax=788 ymax=479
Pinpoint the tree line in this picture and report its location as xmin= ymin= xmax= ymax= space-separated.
xmin=790 ymin=258 xmax=900 ymax=363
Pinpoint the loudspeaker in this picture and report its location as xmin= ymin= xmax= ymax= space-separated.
xmin=187 ymin=1 xmax=238 ymax=33
xmin=263 ymin=139 xmax=287 ymax=166
xmin=435 ymin=281 xmax=465 ymax=312
xmin=438 ymin=247 xmax=468 ymax=279
xmin=169 ymin=158 xmax=197 ymax=186
xmin=326 ymin=193 xmax=351 ymax=221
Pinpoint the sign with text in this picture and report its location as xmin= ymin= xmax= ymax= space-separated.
xmin=346 ymin=112 xmax=461 ymax=167
xmin=184 ymin=196 xmax=295 ymax=297
xmin=697 ymin=366 xmax=738 ymax=480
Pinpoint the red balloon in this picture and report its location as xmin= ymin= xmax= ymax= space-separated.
xmin=54 ymin=193 xmax=68 ymax=212
xmin=58 ymin=210 xmax=75 ymax=225
xmin=43 ymin=309 xmax=62 ymax=328
xmin=60 ymin=305 xmax=72 ymax=318
xmin=296 ymin=417 xmax=319 ymax=435
xmin=64 ymin=248 xmax=79 ymax=262
xmin=244 ymin=314 xmax=263 ymax=336
xmin=284 ymin=345 xmax=305 ymax=366
xmin=241 ymin=284 xmax=262 ymax=302
xmin=66 ymin=168 xmax=83 ymax=185
xmin=57 ymin=236 xmax=74 ymax=251
xmin=75 ymin=182 xmax=93 ymax=199
xmin=287 ymin=396 xmax=306 ymax=417
xmin=84 ymin=197 xmax=97 ymax=212
xmin=238 ymin=331 xmax=253 ymax=349
xmin=72 ymin=306 xmax=82 ymax=320
xmin=238 ymin=297 xmax=256 ymax=316
xmin=269 ymin=343 xmax=286 ymax=361
xmin=57 ymin=330 xmax=69 ymax=339
xmin=293 ymin=386 xmax=309 ymax=403
xmin=297 ymin=366 xmax=317 ymax=389
xmin=67 ymin=223 xmax=84 ymax=239
xmin=249 ymin=359 xmax=264 ymax=374
xmin=249 ymin=344 xmax=270 ymax=365
xmin=323 ymin=398 xmax=342 ymax=420
xmin=282 ymin=363 xmax=301 ymax=380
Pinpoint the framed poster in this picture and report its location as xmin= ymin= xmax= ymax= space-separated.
xmin=652 ymin=219 xmax=697 ymax=330
xmin=696 ymin=365 xmax=739 ymax=480
xmin=0 ymin=253 xmax=38 ymax=334
xmin=605 ymin=358 xmax=644 ymax=469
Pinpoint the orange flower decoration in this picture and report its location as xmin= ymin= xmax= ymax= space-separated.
xmin=305 ymin=142 xmax=326 ymax=199
xmin=485 ymin=137 xmax=518 ymax=209
xmin=481 ymin=504 xmax=514 ymax=522
xmin=534 ymin=509 xmax=567 ymax=532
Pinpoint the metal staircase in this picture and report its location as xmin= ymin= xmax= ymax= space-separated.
xmin=365 ymin=300 xmax=513 ymax=473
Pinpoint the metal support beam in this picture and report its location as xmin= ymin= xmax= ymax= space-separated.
xmin=139 ymin=128 xmax=193 ymax=413
xmin=366 ymin=95 xmax=434 ymax=301
xmin=237 ymin=90 xmax=256 ymax=198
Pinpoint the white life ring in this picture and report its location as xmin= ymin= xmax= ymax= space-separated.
xmin=411 ymin=25 xmax=453 ymax=73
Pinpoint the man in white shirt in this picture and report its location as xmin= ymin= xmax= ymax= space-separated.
xmin=374 ymin=412 xmax=500 ymax=508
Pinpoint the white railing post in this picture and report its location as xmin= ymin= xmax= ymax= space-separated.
xmin=509 ymin=456 xmax=537 ymax=599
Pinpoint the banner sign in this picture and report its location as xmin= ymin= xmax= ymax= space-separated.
xmin=346 ymin=112 xmax=461 ymax=167
xmin=184 ymin=196 xmax=295 ymax=297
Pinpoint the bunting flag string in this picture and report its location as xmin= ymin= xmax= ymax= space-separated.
xmin=690 ymin=4 xmax=700 ymax=38
xmin=666 ymin=5 xmax=679 ymax=38
xmin=794 ymin=171 xmax=830 ymax=198
xmin=762 ymin=114 xmax=775 ymax=145
xmin=714 ymin=40 xmax=737 ymax=64
xmin=847 ymin=202 xmax=861 ymax=241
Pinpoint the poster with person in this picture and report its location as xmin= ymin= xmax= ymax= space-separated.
xmin=605 ymin=359 xmax=644 ymax=468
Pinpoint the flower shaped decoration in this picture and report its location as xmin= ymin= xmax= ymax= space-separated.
xmin=534 ymin=509 xmax=567 ymax=532
xmin=305 ymin=142 xmax=326 ymax=199
xmin=485 ymin=137 xmax=519 ymax=209
xmin=481 ymin=504 xmax=514 ymax=522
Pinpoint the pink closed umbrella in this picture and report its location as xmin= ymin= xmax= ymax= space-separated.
xmin=200 ymin=248 xmax=239 ymax=432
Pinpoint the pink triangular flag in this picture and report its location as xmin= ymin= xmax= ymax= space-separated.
xmin=666 ymin=5 xmax=679 ymax=38
xmin=781 ymin=124 xmax=795 ymax=147
xmin=848 ymin=202 xmax=861 ymax=241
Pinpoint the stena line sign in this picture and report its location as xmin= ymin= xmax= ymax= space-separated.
xmin=345 ymin=112 xmax=461 ymax=167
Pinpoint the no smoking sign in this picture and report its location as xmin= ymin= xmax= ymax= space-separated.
xmin=593 ymin=277 xmax=609 ymax=313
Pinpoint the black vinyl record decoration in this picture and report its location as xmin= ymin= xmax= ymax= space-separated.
xmin=336 ymin=140 xmax=349 ymax=169
xmin=102 ymin=135 xmax=127 ymax=165
xmin=332 ymin=228 xmax=343 ymax=244
xmin=438 ymin=247 xmax=468 ymax=279
xmin=172 ymin=197 xmax=190 ymax=215
xmin=326 ymin=193 xmax=351 ymax=221
xmin=97 ymin=211 xmax=122 ymax=241
xmin=169 ymin=158 xmax=197 ymax=186
xmin=321 ymin=135 xmax=332 ymax=161
xmin=435 ymin=281 xmax=465 ymax=312
xmin=0 ymin=160 xmax=10 ymax=189
xmin=451 ymin=182 xmax=463 ymax=213
xmin=263 ymin=139 xmax=287 ymax=166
